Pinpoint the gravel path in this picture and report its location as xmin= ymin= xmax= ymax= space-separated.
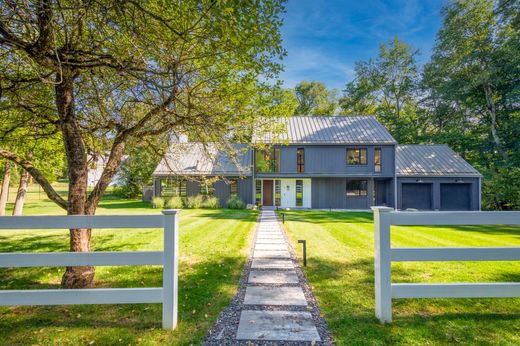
xmin=204 ymin=210 xmax=333 ymax=345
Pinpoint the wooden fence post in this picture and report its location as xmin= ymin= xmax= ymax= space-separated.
xmin=372 ymin=206 xmax=393 ymax=323
xmin=162 ymin=209 xmax=179 ymax=330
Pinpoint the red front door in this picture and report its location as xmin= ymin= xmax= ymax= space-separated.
xmin=262 ymin=180 xmax=273 ymax=206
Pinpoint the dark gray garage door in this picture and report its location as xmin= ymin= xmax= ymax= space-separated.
xmin=441 ymin=183 xmax=471 ymax=210
xmin=402 ymin=183 xmax=432 ymax=210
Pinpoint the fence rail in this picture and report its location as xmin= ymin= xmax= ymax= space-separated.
xmin=372 ymin=207 xmax=520 ymax=323
xmin=0 ymin=210 xmax=179 ymax=330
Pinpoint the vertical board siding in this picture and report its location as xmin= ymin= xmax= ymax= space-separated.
xmin=311 ymin=178 xmax=346 ymax=209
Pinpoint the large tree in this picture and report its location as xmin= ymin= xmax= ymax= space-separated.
xmin=339 ymin=37 xmax=421 ymax=142
xmin=0 ymin=0 xmax=286 ymax=287
xmin=293 ymin=81 xmax=338 ymax=115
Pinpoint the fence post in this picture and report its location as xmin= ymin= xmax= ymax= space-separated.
xmin=162 ymin=209 xmax=180 ymax=330
xmin=372 ymin=206 xmax=393 ymax=323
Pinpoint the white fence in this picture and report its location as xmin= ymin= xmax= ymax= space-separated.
xmin=372 ymin=207 xmax=520 ymax=323
xmin=0 ymin=210 xmax=179 ymax=330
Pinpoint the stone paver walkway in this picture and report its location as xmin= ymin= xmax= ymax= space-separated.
xmin=237 ymin=210 xmax=322 ymax=343
xmin=205 ymin=209 xmax=331 ymax=345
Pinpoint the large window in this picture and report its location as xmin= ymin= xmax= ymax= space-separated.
xmin=255 ymin=180 xmax=262 ymax=204
xmin=230 ymin=179 xmax=238 ymax=197
xmin=347 ymin=148 xmax=367 ymax=165
xmin=374 ymin=148 xmax=381 ymax=173
xmin=297 ymin=148 xmax=305 ymax=173
xmin=275 ymin=180 xmax=281 ymax=206
xmin=296 ymin=180 xmax=303 ymax=206
xmin=255 ymin=148 xmax=280 ymax=173
xmin=161 ymin=179 xmax=187 ymax=197
xmin=346 ymin=179 xmax=368 ymax=196
xmin=200 ymin=182 xmax=214 ymax=196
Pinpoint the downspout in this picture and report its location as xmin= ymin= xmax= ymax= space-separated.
xmin=478 ymin=176 xmax=482 ymax=211
xmin=252 ymin=148 xmax=255 ymax=204
xmin=394 ymin=176 xmax=397 ymax=210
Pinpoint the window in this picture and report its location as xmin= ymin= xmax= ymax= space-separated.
xmin=296 ymin=180 xmax=303 ymax=206
xmin=374 ymin=148 xmax=381 ymax=173
xmin=200 ymin=182 xmax=214 ymax=196
xmin=255 ymin=180 xmax=262 ymax=204
xmin=275 ymin=180 xmax=281 ymax=206
xmin=297 ymin=148 xmax=305 ymax=173
xmin=230 ymin=179 xmax=238 ymax=197
xmin=346 ymin=179 xmax=368 ymax=196
xmin=255 ymin=148 xmax=280 ymax=173
xmin=161 ymin=179 xmax=187 ymax=197
xmin=347 ymin=148 xmax=367 ymax=165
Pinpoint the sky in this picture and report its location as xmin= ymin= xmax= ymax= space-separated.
xmin=279 ymin=0 xmax=447 ymax=90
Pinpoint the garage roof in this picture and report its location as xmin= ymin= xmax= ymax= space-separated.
xmin=253 ymin=116 xmax=397 ymax=144
xmin=396 ymin=145 xmax=482 ymax=177
xmin=153 ymin=143 xmax=252 ymax=176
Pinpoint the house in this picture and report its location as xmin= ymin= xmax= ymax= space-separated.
xmin=152 ymin=116 xmax=482 ymax=210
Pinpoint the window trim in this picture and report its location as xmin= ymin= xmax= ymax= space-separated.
xmin=346 ymin=179 xmax=368 ymax=197
xmin=160 ymin=178 xmax=187 ymax=197
xmin=297 ymin=148 xmax=305 ymax=173
xmin=295 ymin=179 xmax=303 ymax=207
xmin=230 ymin=179 xmax=238 ymax=197
xmin=346 ymin=148 xmax=368 ymax=166
xmin=374 ymin=147 xmax=382 ymax=173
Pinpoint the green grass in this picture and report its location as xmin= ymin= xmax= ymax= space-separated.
xmin=0 ymin=184 xmax=258 ymax=346
xmin=280 ymin=210 xmax=520 ymax=345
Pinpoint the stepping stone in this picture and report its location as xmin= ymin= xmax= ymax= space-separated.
xmin=244 ymin=286 xmax=307 ymax=306
xmin=251 ymin=258 xmax=294 ymax=269
xmin=253 ymin=250 xmax=291 ymax=259
xmin=255 ymin=243 xmax=288 ymax=251
xmin=236 ymin=310 xmax=321 ymax=342
xmin=256 ymin=239 xmax=286 ymax=244
xmin=248 ymin=270 xmax=299 ymax=284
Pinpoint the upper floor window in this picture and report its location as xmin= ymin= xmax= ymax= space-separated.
xmin=161 ymin=179 xmax=187 ymax=197
xmin=297 ymin=148 xmax=305 ymax=173
xmin=255 ymin=148 xmax=280 ymax=173
xmin=374 ymin=148 xmax=381 ymax=173
xmin=347 ymin=148 xmax=367 ymax=165
xmin=346 ymin=179 xmax=368 ymax=196
xmin=229 ymin=179 xmax=238 ymax=197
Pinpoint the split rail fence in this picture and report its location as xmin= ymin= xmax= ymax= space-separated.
xmin=372 ymin=207 xmax=520 ymax=323
xmin=0 ymin=210 xmax=179 ymax=330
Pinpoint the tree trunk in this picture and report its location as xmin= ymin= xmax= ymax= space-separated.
xmin=0 ymin=161 xmax=11 ymax=216
xmin=12 ymin=168 xmax=30 ymax=216
xmin=55 ymin=71 xmax=95 ymax=289
xmin=484 ymin=85 xmax=509 ymax=163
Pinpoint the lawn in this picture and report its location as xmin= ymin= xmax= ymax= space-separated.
xmin=0 ymin=184 xmax=258 ymax=346
xmin=280 ymin=210 xmax=520 ymax=345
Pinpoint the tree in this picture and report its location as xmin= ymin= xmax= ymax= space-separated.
xmin=340 ymin=37 xmax=420 ymax=142
xmin=294 ymin=81 xmax=338 ymax=115
xmin=0 ymin=161 xmax=11 ymax=215
xmin=0 ymin=0 xmax=286 ymax=287
xmin=117 ymin=145 xmax=161 ymax=199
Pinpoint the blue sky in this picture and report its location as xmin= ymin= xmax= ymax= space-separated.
xmin=279 ymin=0 xmax=447 ymax=90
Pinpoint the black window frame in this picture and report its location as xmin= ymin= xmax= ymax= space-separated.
xmin=255 ymin=180 xmax=262 ymax=205
xmin=346 ymin=179 xmax=368 ymax=197
xmin=229 ymin=179 xmax=238 ymax=197
xmin=297 ymin=148 xmax=305 ymax=173
xmin=295 ymin=179 xmax=303 ymax=206
xmin=200 ymin=181 xmax=214 ymax=196
xmin=374 ymin=147 xmax=382 ymax=173
xmin=160 ymin=178 xmax=187 ymax=197
xmin=255 ymin=148 xmax=281 ymax=173
xmin=275 ymin=179 xmax=281 ymax=206
xmin=346 ymin=148 xmax=368 ymax=166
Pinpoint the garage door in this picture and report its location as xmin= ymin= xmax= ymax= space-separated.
xmin=441 ymin=183 xmax=471 ymax=210
xmin=402 ymin=183 xmax=432 ymax=210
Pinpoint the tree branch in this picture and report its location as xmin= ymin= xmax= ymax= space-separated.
xmin=0 ymin=147 xmax=68 ymax=210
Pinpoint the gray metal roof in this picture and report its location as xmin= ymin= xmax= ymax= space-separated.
xmin=396 ymin=145 xmax=482 ymax=177
xmin=253 ymin=116 xmax=396 ymax=144
xmin=153 ymin=143 xmax=252 ymax=176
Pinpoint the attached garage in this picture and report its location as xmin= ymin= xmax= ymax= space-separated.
xmin=440 ymin=183 xmax=471 ymax=210
xmin=401 ymin=183 xmax=433 ymax=210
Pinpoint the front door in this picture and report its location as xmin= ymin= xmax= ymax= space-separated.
xmin=263 ymin=180 xmax=273 ymax=206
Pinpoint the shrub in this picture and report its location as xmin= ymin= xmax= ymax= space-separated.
xmin=202 ymin=196 xmax=220 ymax=209
xmin=152 ymin=197 xmax=164 ymax=209
xmin=184 ymin=195 xmax=203 ymax=209
xmin=227 ymin=196 xmax=246 ymax=209
xmin=164 ymin=197 xmax=183 ymax=209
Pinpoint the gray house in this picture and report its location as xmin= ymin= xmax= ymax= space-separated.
xmin=152 ymin=116 xmax=482 ymax=210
